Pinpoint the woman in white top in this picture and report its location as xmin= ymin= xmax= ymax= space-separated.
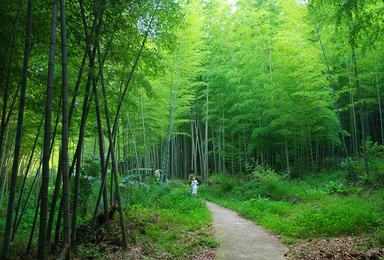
xmin=191 ymin=176 xmax=199 ymax=195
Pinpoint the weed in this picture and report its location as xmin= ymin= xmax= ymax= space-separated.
xmin=325 ymin=181 xmax=347 ymax=194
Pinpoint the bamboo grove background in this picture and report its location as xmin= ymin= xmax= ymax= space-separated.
xmin=1 ymin=0 xmax=384 ymax=258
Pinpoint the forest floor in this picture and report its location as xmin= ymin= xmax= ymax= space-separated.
xmin=16 ymin=200 xmax=383 ymax=260
xmin=205 ymin=201 xmax=384 ymax=260
xmin=71 ymin=201 xmax=384 ymax=260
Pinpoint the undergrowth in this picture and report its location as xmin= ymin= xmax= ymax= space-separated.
xmin=72 ymin=182 xmax=218 ymax=260
xmin=1 ymin=180 xmax=217 ymax=260
xmin=200 ymin=166 xmax=384 ymax=246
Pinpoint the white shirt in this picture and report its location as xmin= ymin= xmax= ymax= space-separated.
xmin=191 ymin=179 xmax=199 ymax=189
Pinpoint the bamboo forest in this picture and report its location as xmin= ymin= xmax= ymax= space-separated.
xmin=1 ymin=0 xmax=384 ymax=259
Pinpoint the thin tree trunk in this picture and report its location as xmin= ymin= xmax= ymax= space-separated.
xmin=26 ymin=191 xmax=40 ymax=254
xmin=12 ymin=115 xmax=43 ymax=241
xmin=67 ymin=0 xmax=99 ymax=127
xmin=162 ymin=50 xmax=180 ymax=178
xmin=190 ymin=112 xmax=196 ymax=173
xmin=343 ymin=0 xmax=367 ymax=178
xmin=127 ymin=114 xmax=140 ymax=176
xmin=1 ymin=0 xmax=33 ymax=256
xmin=15 ymin=156 xmax=42 ymax=241
xmin=60 ymin=0 xmax=71 ymax=252
xmin=0 ymin=0 xmax=23 ymax=167
xmin=305 ymin=99 xmax=315 ymax=171
xmin=204 ymin=85 xmax=209 ymax=183
xmin=346 ymin=58 xmax=358 ymax=157
xmin=374 ymin=50 xmax=384 ymax=155
xmin=139 ymin=90 xmax=148 ymax=183
xmin=0 ymin=125 xmax=16 ymax=209
xmin=89 ymin=72 xmax=110 ymax=240
xmin=71 ymin=47 xmax=95 ymax=247
xmin=279 ymin=102 xmax=290 ymax=177
xmin=312 ymin=20 xmax=355 ymax=183
xmin=39 ymin=0 xmax=59 ymax=257
xmin=99 ymin=55 xmax=129 ymax=249
xmin=351 ymin=47 xmax=368 ymax=177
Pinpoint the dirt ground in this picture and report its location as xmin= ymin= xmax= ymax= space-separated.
xmin=205 ymin=201 xmax=288 ymax=260
xmin=205 ymin=201 xmax=384 ymax=260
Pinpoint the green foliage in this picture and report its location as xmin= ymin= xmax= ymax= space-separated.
xmin=119 ymin=183 xmax=218 ymax=258
xmin=200 ymin=167 xmax=384 ymax=244
xmin=325 ymin=181 xmax=347 ymax=194
xmin=69 ymin=181 xmax=217 ymax=259
xmin=275 ymin=197 xmax=382 ymax=239
xmin=355 ymin=140 xmax=384 ymax=186
xmin=73 ymin=244 xmax=107 ymax=259
xmin=370 ymin=227 xmax=384 ymax=247
xmin=71 ymin=158 xmax=100 ymax=218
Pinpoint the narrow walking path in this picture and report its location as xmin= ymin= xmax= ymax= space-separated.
xmin=205 ymin=201 xmax=287 ymax=260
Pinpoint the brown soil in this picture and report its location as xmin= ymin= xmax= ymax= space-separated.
xmin=285 ymin=237 xmax=384 ymax=260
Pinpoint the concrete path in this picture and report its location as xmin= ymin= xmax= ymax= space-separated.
xmin=205 ymin=201 xmax=287 ymax=260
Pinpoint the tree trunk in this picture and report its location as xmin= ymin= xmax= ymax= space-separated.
xmin=0 ymin=0 xmax=23 ymax=167
xmin=59 ymin=0 xmax=71 ymax=251
xmin=39 ymin=0 xmax=59 ymax=257
xmin=127 ymin=114 xmax=140 ymax=177
xmin=204 ymin=84 xmax=209 ymax=183
xmin=312 ymin=19 xmax=355 ymax=182
xmin=12 ymin=115 xmax=43 ymax=241
xmin=90 ymin=72 xmax=110 ymax=240
xmin=374 ymin=50 xmax=384 ymax=155
xmin=99 ymin=56 xmax=129 ymax=249
xmin=163 ymin=50 xmax=180 ymax=178
xmin=0 ymin=124 xmax=16 ymax=212
xmin=1 ymin=0 xmax=33 ymax=257
xmin=346 ymin=58 xmax=358 ymax=157
xmin=71 ymin=47 xmax=95 ymax=247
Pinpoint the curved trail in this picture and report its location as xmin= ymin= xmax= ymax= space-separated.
xmin=205 ymin=201 xmax=287 ymax=260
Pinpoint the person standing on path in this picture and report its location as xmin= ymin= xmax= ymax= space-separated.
xmin=162 ymin=171 xmax=168 ymax=185
xmin=155 ymin=169 xmax=161 ymax=184
xmin=191 ymin=176 xmax=199 ymax=195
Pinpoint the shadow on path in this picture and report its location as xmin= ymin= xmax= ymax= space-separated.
xmin=205 ymin=201 xmax=287 ymax=260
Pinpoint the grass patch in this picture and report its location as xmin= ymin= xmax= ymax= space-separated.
xmin=200 ymin=167 xmax=384 ymax=245
xmin=71 ymin=182 xmax=218 ymax=260
xmin=1 ymin=181 xmax=217 ymax=260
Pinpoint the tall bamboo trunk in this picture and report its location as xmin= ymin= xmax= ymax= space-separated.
xmin=59 ymin=0 xmax=71 ymax=253
xmin=351 ymin=48 xmax=368 ymax=177
xmin=0 ymin=0 xmax=23 ymax=168
xmin=204 ymin=84 xmax=209 ymax=184
xmin=0 ymin=122 xmax=16 ymax=211
xmin=139 ymin=90 xmax=149 ymax=183
xmin=127 ymin=114 xmax=140 ymax=176
xmin=39 ymin=0 xmax=59 ymax=257
xmin=71 ymin=48 xmax=95 ymax=247
xmin=163 ymin=50 xmax=180 ymax=178
xmin=1 ymin=0 xmax=33 ymax=258
xmin=100 ymin=60 xmax=129 ymax=249
xmin=346 ymin=58 xmax=358 ymax=157
xmin=374 ymin=50 xmax=384 ymax=155
xmin=90 ymin=67 xmax=110 ymax=240
xmin=12 ymin=115 xmax=43 ymax=241
xmin=312 ymin=19 xmax=354 ymax=182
